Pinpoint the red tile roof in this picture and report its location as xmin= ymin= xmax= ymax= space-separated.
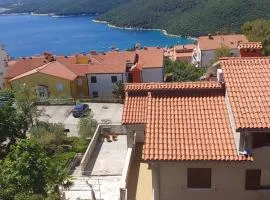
xmin=123 ymin=82 xmax=252 ymax=161
xmin=125 ymin=82 xmax=222 ymax=92
xmin=238 ymin=42 xmax=262 ymax=49
xmin=9 ymin=61 xmax=77 ymax=81
xmin=199 ymin=34 xmax=248 ymax=51
xmin=221 ymin=57 xmax=270 ymax=130
xmin=6 ymin=57 xmax=47 ymax=79
xmin=6 ymin=48 xmax=164 ymax=79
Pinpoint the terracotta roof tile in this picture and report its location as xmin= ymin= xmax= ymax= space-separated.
xmin=221 ymin=57 xmax=270 ymax=130
xmin=9 ymin=61 xmax=77 ymax=81
xmin=122 ymin=82 xmax=252 ymax=161
xmin=199 ymin=34 xmax=248 ymax=51
xmin=238 ymin=42 xmax=262 ymax=49
xmin=125 ymin=81 xmax=222 ymax=92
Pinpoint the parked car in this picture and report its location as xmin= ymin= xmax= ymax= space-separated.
xmin=72 ymin=104 xmax=90 ymax=118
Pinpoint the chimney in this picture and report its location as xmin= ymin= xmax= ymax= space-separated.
xmin=90 ymin=50 xmax=97 ymax=55
xmin=217 ymin=69 xmax=224 ymax=83
xmin=238 ymin=42 xmax=263 ymax=57
xmin=208 ymin=34 xmax=213 ymax=40
xmin=134 ymin=53 xmax=139 ymax=64
xmin=43 ymin=52 xmax=55 ymax=62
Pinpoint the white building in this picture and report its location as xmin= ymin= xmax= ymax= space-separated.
xmin=0 ymin=45 xmax=8 ymax=89
xmin=192 ymin=34 xmax=248 ymax=67
xmin=86 ymin=47 xmax=164 ymax=99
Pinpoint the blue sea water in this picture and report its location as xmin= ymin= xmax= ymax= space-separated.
xmin=0 ymin=14 xmax=194 ymax=58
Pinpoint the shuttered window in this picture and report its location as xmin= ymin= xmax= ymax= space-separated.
xmin=245 ymin=169 xmax=261 ymax=190
xmin=252 ymin=133 xmax=270 ymax=148
xmin=187 ymin=168 xmax=212 ymax=189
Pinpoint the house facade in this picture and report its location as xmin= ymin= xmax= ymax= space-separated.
xmin=122 ymin=62 xmax=270 ymax=200
xmin=0 ymin=45 xmax=8 ymax=89
xmin=165 ymin=44 xmax=196 ymax=63
xmin=5 ymin=48 xmax=164 ymax=100
xmin=192 ymin=34 xmax=248 ymax=67
xmin=86 ymin=47 xmax=164 ymax=99
xmin=8 ymin=61 xmax=85 ymax=99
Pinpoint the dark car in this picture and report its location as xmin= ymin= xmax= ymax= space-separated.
xmin=72 ymin=103 xmax=90 ymax=118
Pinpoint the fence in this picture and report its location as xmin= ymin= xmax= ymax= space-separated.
xmin=36 ymin=98 xmax=75 ymax=105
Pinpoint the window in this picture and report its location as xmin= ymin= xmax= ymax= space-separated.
xmin=77 ymin=78 xmax=82 ymax=86
xmin=187 ymin=168 xmax=211 ymax=189
xmin=252 ymin=133 xmax=270 ymax=148
xmin=56 ymin=83 xmax=64 ymax=92
xmin=245 ymin=169 xmax=261 ymax=190
xmin=92 ymin=91 xmax=98 ymax=98
xmin=90 ymin=76 xmax=97 ymax=83
xmin=111 ymin=76 xmax=117 ymax=83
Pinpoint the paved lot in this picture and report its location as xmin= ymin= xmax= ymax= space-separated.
xmin=38 ymin=103 xmax=123 ymax=136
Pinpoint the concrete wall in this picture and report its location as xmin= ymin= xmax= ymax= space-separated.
xmin=201 ymin=49 xmax=240 ymax=67
xmin=124 ymin=124 xmax=145 ymax=148
xmin=87 ymin=73 xmax=124 ymax=99
xmin=157 ymin=149 xmax=270 ymax=200
xmin=81 ymin=124 xmax=101 ymax=173
xmin=0 ymin=47 xmax=8 ymax=89
xmin=142 ymin=68 xmax=163 ymax=82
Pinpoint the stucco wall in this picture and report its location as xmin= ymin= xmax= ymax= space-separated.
xmin=124 ymin=124 xmax=145 ymax=148
xmin=10 ymin=72 xmax=73 ymax=97
xmin=157 ymin=150 xmax=270 ymax=200
xmin=87 ymin=73 xmax=124 ymax=99
xmin=0 ymin=47 xmax=8 ymax=89
xmin=71 ymin=76 xmax=89 ymax=98
xmin=201 ymin=49 xmax=240 ymax=67
xmin=142 ymin=68 xmax=163 ymax=83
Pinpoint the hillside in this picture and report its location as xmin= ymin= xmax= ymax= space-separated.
xmin=98 ymin=0 xmax=270 ymax=36
xmin=3 ymin=0 xmax=270 ymax=36
xmin=2 ymin=0 xmax=130 ymax=15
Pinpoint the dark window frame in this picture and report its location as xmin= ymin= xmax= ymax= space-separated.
xmin=90 ymin=76 xmax=97 ymax=83
xmin=92 ymin=91 xmax=99 ymax=98
xmin=245 ymin=169 xmax=261 ymax=190
xmin=187 ymin=168 xmax=212 ymax=189
xmin=111 ymin=76 xmax=118 ymax=83
xmin=252 ymin=133 xmax=270 ymax=149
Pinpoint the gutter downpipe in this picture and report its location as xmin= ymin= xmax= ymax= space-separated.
xmin=152 ymin=162 xmax=160 ymax=200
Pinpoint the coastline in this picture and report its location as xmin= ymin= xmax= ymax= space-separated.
xmin=0 ymin=11 xmax=195 ymax=40
xmin=93 ymin=19 xmax=197 ymax=40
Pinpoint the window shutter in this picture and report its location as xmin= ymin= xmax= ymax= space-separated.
xmin=245 ymin=169 xmax=261 ymax=190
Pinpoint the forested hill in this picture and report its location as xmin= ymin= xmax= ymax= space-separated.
xmin=98 ymin=0 xmax=270 ymax=36
xmin=3 ymin=0 xmax=270 ymax=36
xmin=2 ymin=0 xmax=130 ymax=15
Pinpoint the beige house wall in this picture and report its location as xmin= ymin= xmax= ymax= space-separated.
xmin=157 ymin=147 xmax=270 ymax=200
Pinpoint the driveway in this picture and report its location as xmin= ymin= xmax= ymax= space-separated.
xmin=38 ymin=103 xmax=123 ymax=137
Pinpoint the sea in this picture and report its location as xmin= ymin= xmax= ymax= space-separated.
xmin=0 ymin=14 xmax=194 ymax=58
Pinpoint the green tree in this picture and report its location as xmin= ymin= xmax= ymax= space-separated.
xmin=113 ymin=81 xmax=125 ymax=100
xmin=0 ymin=139 xmax=70 ymax=200
xmin=78 ymin=114 xmax=98 ymax=139
xmin=30 ymin=121 xmax=67 ymax=154
xmin=242 ymin=19 xmax=270 ymax=55
xmin=0 ymin=101 xmax=26 ymax=153
xmin=165 ymin=59 xmax=205 ymax=82
xmin=14 ymin=84 xmax=39 ymax=127
xmin=212 ymin=45 xmax=232 ymax=63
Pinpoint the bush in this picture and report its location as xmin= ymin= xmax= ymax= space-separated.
xmin=65 ymin=137 xmax=89 ymax=153
xmin=14 ymin=193 xmax=45 ymax=200
xmin=78 ymin=114 xmax=97 ymax=139
xmin=52 ymin=151 xmax=76 ymax=169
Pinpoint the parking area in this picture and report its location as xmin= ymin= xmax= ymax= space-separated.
xmin=38 ymin=103 xmax=123 ymax=137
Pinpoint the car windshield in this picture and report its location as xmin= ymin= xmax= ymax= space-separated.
xmin=74 ymin=104 xmax=84 ymax=111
